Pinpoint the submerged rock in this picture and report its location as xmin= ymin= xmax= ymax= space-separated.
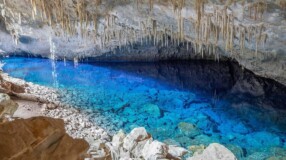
xmin=187 ymin=143 xmax=237 ymax=160
xmin=188 ymin=145 xmax=206 ymax=155
xmin=245 ymin=131 xmax=282 ymax=148
xmin=140 ymin=103 xmax=161 ymax=118
xmin=178 ymin=122 xmax=200 ymax=137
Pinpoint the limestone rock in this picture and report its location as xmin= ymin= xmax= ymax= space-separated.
xmin=0 ymin=93 xmax=18 ymax=120
xmin=46 ymin=103 xmax=57 ymax=110
xmin=142 ymin=140 xmax=168 ymax=160
xmin=88 ymin=141 xmax=111 ymax=160
xmin=123 ymin=127 xmax=150 ymax=151
xmin=0 ymin=0 xmax=285 ymax=86
xmin=0 ymin=117 xmax=89 ymax=160
xmin=140 ymin=103 xmax=161 ymax=118
xmin=0 ymin=80 xmax=25 ymax=94
xmin=167 ymin=145 xmax=188 ymax=160
xmin=112 ymin=129 xmax=126 ymax=148
xmin=187 ymin=143 xmax=237 ymax=160
xmin=189 ymin=145 xmax=205 ymax=154
xmin=106 ymin=127 xmax=188 ymax=159
xmin=178 ymin=122 xmax=200 ymax=137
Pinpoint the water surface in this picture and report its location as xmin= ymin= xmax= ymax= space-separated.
xmin=2 ymin=57 xmax=286 ymax=159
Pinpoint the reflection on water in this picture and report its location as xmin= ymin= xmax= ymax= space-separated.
xmin=2 ymin=57 xmax=286 ymax=160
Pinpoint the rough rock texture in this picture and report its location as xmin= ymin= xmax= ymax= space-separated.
xmin=89 ymin=127 xmax=238 ymax=160
xmin=0 ymin=72 xmax=111 ymax=148
xmin=187 ymin=143 xmax=237 ymax=160
xmin=0 ymin=0 xmax=285 ymax=85
xmin=0 ymin=73 xmax=25 ymax=94
xmin=92 ymin=127 xmax=189 ymax=159
xmin=0 ymin=116 xmax=89 ymax=160
xmin=1 ymin=72 xmax=239 ymax=160
xmin=0 ymin=93 xmax=18 ymax=121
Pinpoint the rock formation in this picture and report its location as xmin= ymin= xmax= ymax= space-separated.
xmin=187 ymin=143 xmax=237 ymax=160
xmin=0 ymin=0 xmax=285 ymax=85
xmin=0 ymin=93 xmax=18 ymax=122
xmin=86 ymin=127 xmax=237 ymax=160
xmin=0 ymin=75 xmax=239 ymax=160
xmin=92 ymin=127 xmax=189 ymax=159
xmin=0 ymin=116 xmax=89 ymax=160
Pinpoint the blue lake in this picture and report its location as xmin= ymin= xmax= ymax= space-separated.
xmin=2 ymin=57 xmax=286 ymax=159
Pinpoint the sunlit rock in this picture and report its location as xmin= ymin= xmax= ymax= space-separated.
xmin=123 ymin=127 xmax=150 ymax=151
xmin=111 ymin=129 xmax=125 ymax=148
xmin=0 ymin=93 xmax=18 ymax=121
xmin=187 ymin=143 xmax=237 ymax=160
xmin=167 ymin=145 xmax=188 ymax=159
xmin=142 ymin=140 xmax=168 ymax=160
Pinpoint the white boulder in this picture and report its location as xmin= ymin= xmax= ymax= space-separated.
xmin=123 ymin=127 xmax=150 ymax=151
xmin=112 ymin=129 xmax=126 ymax=148
xmin=142 ymin=140 xmax=168 ymax=160
xmin=167 ymin=145 xmax=188 ymax=159
xmin=187 ymin=143 xmax=237 ymax=160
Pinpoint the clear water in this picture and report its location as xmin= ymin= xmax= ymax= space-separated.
xmin=2 ymin=57 xmax=286 ymax=159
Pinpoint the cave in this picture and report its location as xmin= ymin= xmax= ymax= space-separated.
xmin=0 ymin=0 xmax=285 ymax=160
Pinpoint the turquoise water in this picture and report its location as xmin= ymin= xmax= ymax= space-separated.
xmin=2 ymin=57 xmax=286 ymax=159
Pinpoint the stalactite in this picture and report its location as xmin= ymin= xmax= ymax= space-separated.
xmin=18 ymin=13 xmax=21 ymax=25
xmin=23 ymin=0 xmax=271 ymax=59
xmin=149 ymin=0 xmax=154 ymax=11
xmin=239 ymin=25 xmax=246 ymax=54
xmin=179 ymin=15 xmax=184 ymax=41
xmin=244 ymin=1 xmax=267 ymax=21
xmin=152 ymin=19 xmax=157 ymax=46
xmin=261 ymin=32 xmax=268 ymax=49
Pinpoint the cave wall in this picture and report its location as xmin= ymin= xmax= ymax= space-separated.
xmin=0 ymin=0 xmax=285 ymax=85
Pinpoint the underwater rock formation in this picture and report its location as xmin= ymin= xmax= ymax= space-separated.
xmin=0 ymin=116 xmax=89 ymax=160
xmin=94 ymin=60 xmax=286 ymax=109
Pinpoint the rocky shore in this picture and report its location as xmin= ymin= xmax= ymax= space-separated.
xmin=0 ymin=71 xmax=237 ymax=160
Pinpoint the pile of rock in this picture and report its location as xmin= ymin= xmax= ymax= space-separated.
xmin=187 ymin=143 xmax=237 ymax=160
xmin=87 ymin=127 xmax=188 ymax=160
xmin=86 ymin=127 xmax=237 ymax=160
xmin=42 ymin=105 xmax=111 ymax=146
